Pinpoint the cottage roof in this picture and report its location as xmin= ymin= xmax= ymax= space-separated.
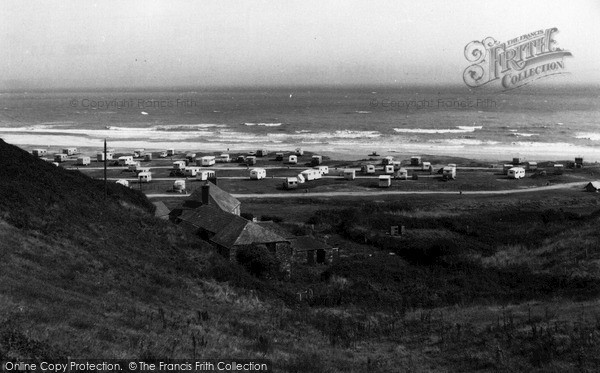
xmin=152 ymin=201 xmax=170 ymax=219
xmin=177 ymin=204 xmax=238 ymax=234
xmin=211 ymin=219 xmax=288 ymax=248
xmin=169 ymin=181 xmax=240 ymax=218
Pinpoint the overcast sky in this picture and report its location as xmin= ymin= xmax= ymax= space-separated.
xmin=2 ymin=0 xmax=599 ymax=89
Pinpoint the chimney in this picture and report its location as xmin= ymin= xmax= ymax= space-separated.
xmin=201 ymin=182 xmax=210 ymax=205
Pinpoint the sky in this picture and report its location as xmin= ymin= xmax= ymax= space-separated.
xmin=2 ymin=0 xmax=599 ymax=89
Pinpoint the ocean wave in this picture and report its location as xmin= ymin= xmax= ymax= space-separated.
xmin=153 ymin=124 xmax=228 ymax=130
xmin=243 ymin=122 xmax=283 ymax=127
xmin=512 ymin=133 xmax=539 ymax=137
xmin=393 ymin=126 xmax=482 ymax=134
xmin=575 ymin=132 xmax=600 ymax=141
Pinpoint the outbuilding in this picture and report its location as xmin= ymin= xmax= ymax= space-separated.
xmin=288 ymin=155 xmax=298 ymax=164
xmin=250 ymin=168 xmax=266 ymax=180
xmin=379 ymin=175 xmax=391 ymax=187
xmin=384 ymin=165 xmax=394 ymax=174
xmin=421 ymin=161 xmax=431 ymax=171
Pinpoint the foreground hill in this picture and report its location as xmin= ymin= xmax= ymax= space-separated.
xmin=2 ymin=139 xmax=600 ymax=372
xmin=0 ymin=140 xmax=277 ymax=361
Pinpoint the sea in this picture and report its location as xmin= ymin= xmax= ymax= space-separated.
xmin=0 ymin=85 xmax=599 ymax=162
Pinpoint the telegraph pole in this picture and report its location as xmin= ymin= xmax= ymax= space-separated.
xmin=104 ymin=139 xmax=107 ymax=198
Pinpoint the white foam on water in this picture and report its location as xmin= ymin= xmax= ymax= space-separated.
xmin=243 ymin=122 xmax=283 ymax=127
xmin=575 ymin=132 xmax=600 ymax=141
xmin=394 ymin=126 xmax=482 ymax=134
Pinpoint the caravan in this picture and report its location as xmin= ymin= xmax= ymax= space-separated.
xmin=138 ymin=172 xmax=152 ymax=183
xmin=314 ymin=165 xmax=329 ymax=175
xmin=507 ymin=167 xmax=525 ymax=179
xmin=250 ymin=168 xmax=266 ymax=180
xmin=76 ymin=156 xmax=91 ymax=166
xmin=442 ymin=166 xmax=456 ymax=180
xmin=283 ymin=177 xmax=299 ymax=190
xmin=301 ymin=169 xmax=321 ymax=181
xmin=199 ymin=156 xmax=216 ymax=166
xmin=118 ymin=156 xmax=135 ymax=166
xmin=196 ymin=170 xmax=216 ymax=181
xmin=343 ymin=169 xmax=356 ymax=180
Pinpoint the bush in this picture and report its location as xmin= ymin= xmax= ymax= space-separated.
xmin=260 ymin=215 xmax=284 ymax=223
xmin=235 ymin=244 xmax=281 ymax=279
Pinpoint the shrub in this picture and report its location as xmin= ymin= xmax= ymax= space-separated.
xmin=235 ymin=244 xmax=281 ymax=279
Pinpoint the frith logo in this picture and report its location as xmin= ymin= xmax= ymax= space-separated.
xmin=463 ymin=28 xmax=572 ymax=90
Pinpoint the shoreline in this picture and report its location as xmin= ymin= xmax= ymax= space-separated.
xmin=4 ymin=136 xmax=600 ymax=165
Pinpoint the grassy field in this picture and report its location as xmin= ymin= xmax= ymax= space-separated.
xmin=3 ymin=141 xmax=600 ymax=371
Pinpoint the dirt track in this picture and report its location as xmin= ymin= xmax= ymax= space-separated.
xmin=145 ymin=181 xmax=586 ymax=199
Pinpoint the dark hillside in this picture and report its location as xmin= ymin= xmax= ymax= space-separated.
xmin=0 ymin=140 xmax=270 ymax=361
xmin=0 ymin=139 xmax=154 ymax=230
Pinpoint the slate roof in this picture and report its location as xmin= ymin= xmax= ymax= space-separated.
xmin=211 ymin=219 xmax=288 ymax=249
xmin=152 ymin=201 xmax=170 ymax=219
xmin=169 ymin=181 xmax=240 ymax=218
xmin=177 ymin=204 xmax=238 ymax=234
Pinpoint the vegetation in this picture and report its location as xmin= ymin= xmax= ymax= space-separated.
xmin=2 ymin=139 xmax=600 ymax=371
